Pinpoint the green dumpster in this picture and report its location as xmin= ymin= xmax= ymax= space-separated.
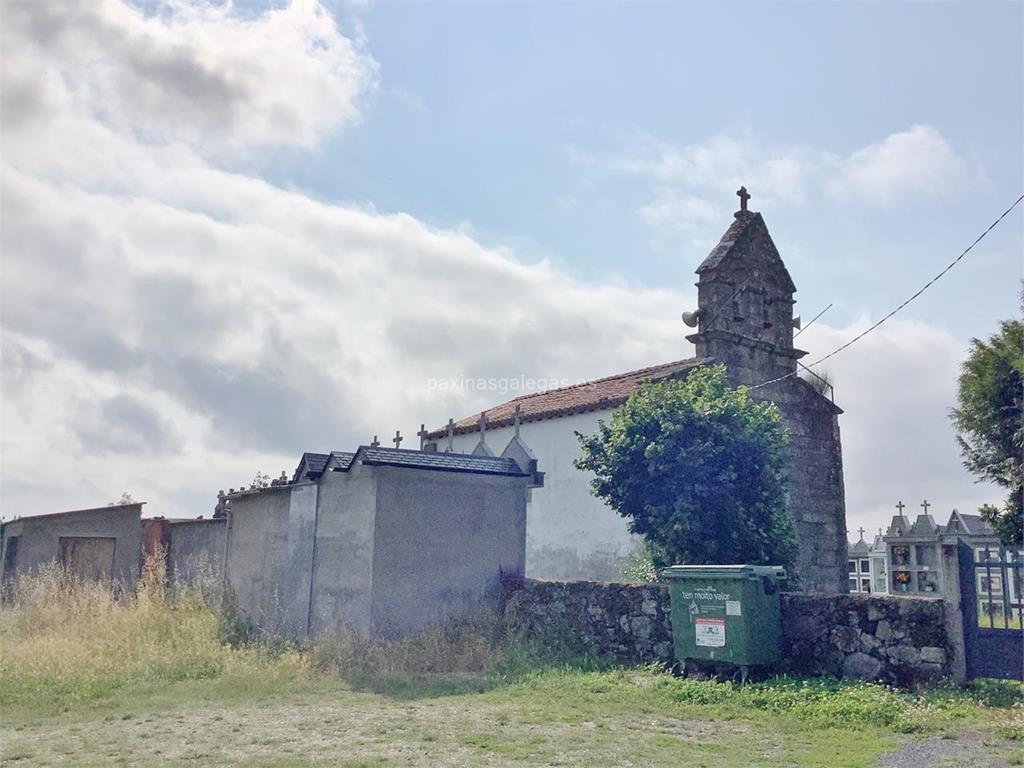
xmin=661 ymin=564 xmax=786 ymax=679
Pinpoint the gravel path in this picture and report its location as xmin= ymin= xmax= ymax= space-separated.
xmin=873 ymin=732 xmax=1017 ymax=768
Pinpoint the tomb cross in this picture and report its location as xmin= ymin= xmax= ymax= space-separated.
xmin=736 ymin=186 xmax=751 ymax=212
xmin=857 ymin=527 xmax=865 ymax=539
xmin=417 ymin=423 xmax=429 ymax=450
xmin=393 ymin=430 xmax=403 ymax=449
xmin=920 ymin=499 xmax=930 ymax=515
xmin=445 ymin=418 xmax=455 ymax=452
xmin=513 ymin=404 xmax=522 ymax=438
xmin=370 ymin=435 xmax=380 ymax=448
xmin=895 ymin=500 xmax=905 ymax=514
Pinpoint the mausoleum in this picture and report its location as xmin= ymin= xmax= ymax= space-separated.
xmin=225 ymin=436 xmax=542 ymax=639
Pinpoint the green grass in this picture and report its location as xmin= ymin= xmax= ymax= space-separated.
xmin=1 ymin=565 xmax=1021 ymax=766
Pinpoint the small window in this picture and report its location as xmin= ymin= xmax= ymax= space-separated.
xmin=848 ymin=559 xmax=857 ymax=574
xmin=860 ymin=558 xmax=870 ymax=573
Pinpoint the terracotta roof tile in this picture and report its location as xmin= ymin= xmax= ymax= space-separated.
xmin=429 ymin=357 xmax=701 ymax=438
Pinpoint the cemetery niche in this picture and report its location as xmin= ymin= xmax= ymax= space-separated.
xmin=224 ymin=423 xmax=543 ymax=640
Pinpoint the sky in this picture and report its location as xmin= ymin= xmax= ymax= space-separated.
xmin=1 ymin=0 xmax=1021 ymax=541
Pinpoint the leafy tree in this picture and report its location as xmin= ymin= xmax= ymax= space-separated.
xmin=576 ymin=364 xmax=796 ymax=572
xmin=950 ymin=316 xmax=1023 ymax=545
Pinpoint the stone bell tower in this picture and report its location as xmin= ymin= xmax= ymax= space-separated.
xmin=685 ymin=186 xmax=807 ymax=386
xmin=684 ymin=188 xmax=850 ymax=594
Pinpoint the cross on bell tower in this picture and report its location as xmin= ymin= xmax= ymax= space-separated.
xmin=736 ymin=185 xmax=751 ymax=212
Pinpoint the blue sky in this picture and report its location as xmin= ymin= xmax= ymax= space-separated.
xmin=277 ymin=0 xmax=1023 ymax=338
xmin=1 ymin=0 xmax=1021 ymax=538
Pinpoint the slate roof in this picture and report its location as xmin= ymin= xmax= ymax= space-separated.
xmin=947 ymin=511 xmax=996 ymax=537
xmin=696 ymin=211 xmax=796 ymax=293
xmin=352 ymin=446 xmax=527 ymax=476
xmin=848 ymin=538 xmax=871 ymax=556
xmin=911 ymin=514 xmax=940 ymax=536
xmin=427 ymin=357 xmax=702 ymax=439
xmin=295 ymin=452 xmax=330 ymax=480
xmin=329 ymin=451 xmax=357 ymax=471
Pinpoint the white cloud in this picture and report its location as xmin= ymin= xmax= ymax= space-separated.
xmin=829 ymin=125 xmax=968 ymax=206
xmin=0 ymin=0 xmax=687 ymax=518
xmin=1 ymin=0 xmax=376 ymax=151
xmin=0 ymin=0 xmax=993 ymax=540
xmin=612 ymin=125 xmax=968 ymax=236
xmin=797 ymin=316 xmax=1000 ymax=537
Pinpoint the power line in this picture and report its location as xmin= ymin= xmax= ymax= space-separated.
xmin=750 ymin=192 xmax=1024 ymax=391
xmin=793 ymin=302 xmax=833 ymax=338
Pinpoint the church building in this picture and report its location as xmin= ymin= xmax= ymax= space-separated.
xmin=426 ymin=190 xmax=849 ymax=593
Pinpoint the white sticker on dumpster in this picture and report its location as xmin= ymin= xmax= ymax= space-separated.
xmin=695 ymin=618 xmax=726 ymax=647
xmin=726 ymin=600 xmax=742 ymax=616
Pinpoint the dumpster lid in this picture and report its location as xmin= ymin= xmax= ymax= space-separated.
xmin=660 ymin=564 xmax=787 ymax=580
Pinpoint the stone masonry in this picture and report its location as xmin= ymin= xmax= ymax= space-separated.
xmin=687 ymin=206 xmax=848 ymax=593
xmin=503 ymin=580 xmax=951 ymax=687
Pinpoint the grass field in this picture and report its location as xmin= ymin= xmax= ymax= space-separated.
xmin=1 ymin=566 xmax=1021 ymax=767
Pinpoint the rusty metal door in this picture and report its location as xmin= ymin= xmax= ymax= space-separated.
xmin=59 ymin=537 xmax=116 ymax=581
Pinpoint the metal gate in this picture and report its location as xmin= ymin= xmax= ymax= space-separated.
xmin=958 ymin=540 xmax=1023 ymax=681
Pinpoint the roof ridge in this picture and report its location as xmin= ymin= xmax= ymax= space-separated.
xmin=506 ymin=357 xmax=698 ymax=403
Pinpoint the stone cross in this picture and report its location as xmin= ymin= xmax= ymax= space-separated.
xmin=896 ymin=500 xmax=906 ymax=514
xmin=857 ymin=527 xmax=865 ymax=539
xmin=417 ymin=423 xmax=429 ymax=450
xmin=920 ymin=499 xmax=930 ymax=515
xmin=513 ymin=404 xmax=522 ymax=438
xmin=393 ymin=430 xmax=403 ymax=449
xmin=445 ymin=418 xmax=455 ymax=452
xmin=370 ymin=435 xmax=380 ymax=448
xmin=736 ymin=186 xmax=751 ymax=212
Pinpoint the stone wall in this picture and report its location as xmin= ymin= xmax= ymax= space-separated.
xmin=503 ymin=579 xmax=951 ymax=686
xmin=779 ymin=593 xmax=949 ymax=686
xmin=504 ymin=579 xmax=674 ymax=664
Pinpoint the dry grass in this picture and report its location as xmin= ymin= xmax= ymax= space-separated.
xmin=0 ymin=555 xmax=302 ymax=713
xmin=1 ymin=558 xmax=1020 ymax=768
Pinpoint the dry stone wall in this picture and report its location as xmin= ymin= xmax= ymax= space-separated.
xmin=503 ymin=580 xmax=951 ymax=686
xmin=779 ymin=593 xmax=948 ymax=685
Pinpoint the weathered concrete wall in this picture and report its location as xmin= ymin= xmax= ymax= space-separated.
xmin=310 ymin=466 xmax=377 ymax=636
xmin=282 ymin=483 xmax=319 ymax=636
xmin=224 ymin=487 xmax=294 ymax=634
xmin=444 ymin=411 xmax=640 ymax=581
xmin=0 ymin=504 xmax=143 ymax=586
xmin=370 ymin=468 xmax=528 ymax=636
xmin=504 ymin=580 xmax=951 ymax=686
xmin=167 ymin=518 xmax=225 ymax=585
